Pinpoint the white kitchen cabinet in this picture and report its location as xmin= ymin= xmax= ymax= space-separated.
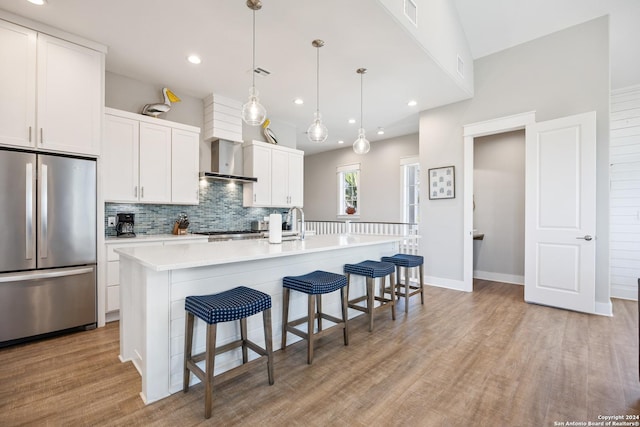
xmin=139 ymin=122 xmax=172 ymax=203
xmin=171 ymin=128 xmax=200 ymax=204
xmin=0 ymin=20 xmax=103 ymax=155
xmin=104 ymin=114 xmax=139 ymax=202
xmin=0 ymin=20 xmax=36 ymax=148
xmin=243 ymin=140 xmax=304 ymax=207
xmin=104 ymin=236 xmax=208 ymax=319
xmin=103 ymin=108 xmax=200 ymax=204
xmin=243 ymin=142 xmax=272 ymax=206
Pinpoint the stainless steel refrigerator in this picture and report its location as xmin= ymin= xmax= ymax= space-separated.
xmin=0 ymin=148 xmax=97 ymax=345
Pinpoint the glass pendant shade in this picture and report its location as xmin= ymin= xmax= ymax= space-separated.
xmin=242 ymin=87 xmax=267 ymax=126
xmin=353 ymin=127 xmax=370 ymax=154
xmin=307 ymin=111 xmax=328 ymax=143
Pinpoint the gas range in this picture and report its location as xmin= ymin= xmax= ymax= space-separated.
xmin=193 ymin=230 xmax=264 ymax=242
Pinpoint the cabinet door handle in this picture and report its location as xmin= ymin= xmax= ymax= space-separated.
xmin=134 ymin=186 xmax=138 ymax=198
xmin=141 ymin=187 xmax=144 ymax=198
xmin=254 ymin=194 xmax=256 ymax=202
xmin=28 ymin=126 xmax=32 ymax=143
xmin=576 ymin=235 xmax=593 ymax=241
xmin=40 ymin=128 xmax=44 ymax=145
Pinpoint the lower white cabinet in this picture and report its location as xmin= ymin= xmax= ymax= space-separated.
xmin=243 ymin=140 xmax=304 ymax=207
xmin=105 ymin=236 xmax=208 ymax=319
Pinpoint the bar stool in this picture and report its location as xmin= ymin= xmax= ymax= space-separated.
xmin=282 ymin=270 xmax=349 ymax=364
xmin=381 ymin=254 xmax=425 ymax=313
xmin=344 ymin=260 xmax=396 ymax=332
xmin=183 ymin=286 xmax=274 ymax=419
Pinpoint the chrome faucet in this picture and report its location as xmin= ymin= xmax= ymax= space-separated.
xmin=287 ymin=206 xmax=305 ymax=240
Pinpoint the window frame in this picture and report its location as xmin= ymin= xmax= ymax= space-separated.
xmin=337 ymin=163 xmax=361 ymax=218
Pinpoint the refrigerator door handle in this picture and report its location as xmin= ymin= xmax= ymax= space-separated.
xmin=25 ymin=163 xmax=34 ymax=260
xmin=0 ymin=266 xmax=95 ymax=283
xmin=40 ymin=163 xmax=48 ymax=259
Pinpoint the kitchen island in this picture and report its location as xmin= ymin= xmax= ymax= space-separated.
xmin=115 ymin=234 xmax=406 ymax=404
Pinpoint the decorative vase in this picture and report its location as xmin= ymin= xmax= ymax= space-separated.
xmin=345 ymin=206 xmax=356 ymax=215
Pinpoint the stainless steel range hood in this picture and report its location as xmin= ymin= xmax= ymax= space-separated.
xmin=199 ymin=140 xmax=257 ymax=183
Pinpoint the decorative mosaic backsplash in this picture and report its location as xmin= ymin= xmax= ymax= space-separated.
xmin=105 ymin=180 xmax=289 ymax=237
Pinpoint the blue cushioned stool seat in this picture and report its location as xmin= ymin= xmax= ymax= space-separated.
xmin=344 ymin=260 xmax=396 ymax=332
xmin=183 ymin=286 xmax=274 ymax=419
xmin=185 ymin=286 xmax=272 ymax=324
xmin=380 ymin=253 xmax=425 ymax=314
xmin=344 ymin=260 xmax=395 ymax=277
xmin=281 ymin=270 xmax=349 ymax=364
xmin=283 ymin=270 xmax=347 ymax=295
xmin=381 ymin=254 xmax=424 ymax=268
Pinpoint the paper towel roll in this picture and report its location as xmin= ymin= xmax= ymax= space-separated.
xmin=268 ymin=214 xmax=282 ymax=244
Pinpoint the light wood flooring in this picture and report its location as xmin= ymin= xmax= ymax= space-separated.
xmin=1 ymin=280 xmax=639 ymax=426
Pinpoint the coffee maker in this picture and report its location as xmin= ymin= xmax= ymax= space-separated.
xmin=116 ymin=213 xmax=136 ymax=238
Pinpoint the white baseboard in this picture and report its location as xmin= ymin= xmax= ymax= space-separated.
xmin=611 ymin=286 xmax=637 ymax=301
xmin=595 ymin=300 xmax=613 ymax=317
xmin=424 ymin=276 xmax=469 ymax=292
xmin=105 ymin=311 xmax=119 ymax=323
xmin=473 ymin=270 xmax=524 ymax=285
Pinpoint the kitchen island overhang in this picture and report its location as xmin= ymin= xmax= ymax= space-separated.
xmin=115 ymin=234 xmax=411 ymax=404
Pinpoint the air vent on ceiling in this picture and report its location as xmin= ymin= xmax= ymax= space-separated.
xmin=253 ymin=67 xmax=271 ymax=77
xmin=457 ymin=55 xmax=464 ymax=78
xmin=404 ymin=0 xmax=417 ymax=27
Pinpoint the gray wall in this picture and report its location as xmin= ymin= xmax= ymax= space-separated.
xmin=473 ymin=130 xmax=525 ymax=283
xmin=419 ymin=16 xmax=610 ymax=304
xmin=304 ymin=134 xmax=419 ymax=221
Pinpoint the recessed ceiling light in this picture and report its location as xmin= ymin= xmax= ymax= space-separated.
xmin=337 ymin=140 xmax=344 ymax=144
xmin=27 ymin=0 xmax=46 ymax=5
xmin=377 ymin=128 xmax=385 ymax=135
xmin=187 ymin=55 xmax=201 ymax=64
xmin=294 ymin=98 xmax=304 ymax=105
xmin=348 ymin=118 xmax=356 ymax=124
xmin=407 ymin=100 xmax=417 ymax=107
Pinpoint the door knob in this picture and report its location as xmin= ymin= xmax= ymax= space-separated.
xmin=576 ymin=235 xmax=593 ymax=241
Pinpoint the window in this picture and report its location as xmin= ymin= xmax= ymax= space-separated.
xmin=337 ymin=163 xmax=360 ymax=216
xmin=401 ymin=157 xmax=420 ymax=223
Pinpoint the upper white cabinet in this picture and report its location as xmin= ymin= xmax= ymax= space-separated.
xmin=171 ymin=128 xmax=200 ymax=204
xmin=0 ymin=19 xmax=103 ymax=156
xmin=243 ymin=140 xmax=304 ymax=208
xmin=103 ymin=108 xmax=200 ymax=205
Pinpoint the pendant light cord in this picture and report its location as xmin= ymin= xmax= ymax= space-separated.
xmin=316 ymin=46 xmax=320 ymax=114
xmin=252 ymin=10 xmax=256 ymax=89
xmin=359 ymin=73 xmax=364 ymax=128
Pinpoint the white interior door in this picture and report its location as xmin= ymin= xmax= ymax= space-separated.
xmin=524 ymin=111 xmax=596 ymax=313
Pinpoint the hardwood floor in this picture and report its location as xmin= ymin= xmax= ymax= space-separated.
xmin=1 ymin=280 xmax=639 ymax=426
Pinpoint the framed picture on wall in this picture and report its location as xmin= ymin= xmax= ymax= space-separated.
xmin=428 ymin=166 xmax=455 ymax=199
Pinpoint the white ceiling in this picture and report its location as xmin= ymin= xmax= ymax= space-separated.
xmin=2 ymin=0 xmax=638 ymax=155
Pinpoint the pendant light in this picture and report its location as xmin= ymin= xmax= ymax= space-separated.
xmin=307 ymin=39 xmax=328 ymax=143
xmin=241 ymin=0 xmax=267 ymax=126
xmin=353 ymin=68 xmax=370 ymax=154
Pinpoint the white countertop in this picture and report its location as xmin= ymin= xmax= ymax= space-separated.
xmin=105 ymin=234 xmax=209 ymax=244
xmin=115 ymin=234 xmax=406 ymax=272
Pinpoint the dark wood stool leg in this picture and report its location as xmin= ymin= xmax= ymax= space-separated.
xmin=341 ymin=285 xmax=349 ymax=345
xmin=240 ymin=317 xmax=248 ymax=363
xmin=263 ymin=308 xmax=274 ymax=385
xmin=281 ymin=287 xmax=290 ymax=350
xmin=366 ymin=277 xmax=374 ymax=332
xmin=307 ymin=294 xmax=315 ymax=364
xmin=404 ymin=266 xmax=410 ymax=313
xmin=316 ymin=294 xmax=323 ymax=332
xmin=183 ymin=312 xmax=195 ymax=392
xmin=390 ymin=271 xmax=396 ymax=320
xmin=204 ymin=322 xmax=217 ymax=419
xmin=419 ymin=264 xmax=425 ymax=304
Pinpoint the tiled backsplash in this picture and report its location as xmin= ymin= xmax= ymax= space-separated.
xmin=105 ymin=180 xmax=287 ymax=237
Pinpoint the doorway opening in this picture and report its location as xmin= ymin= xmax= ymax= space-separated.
xmin=462 ymin=112 xmax=536 ymax=292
